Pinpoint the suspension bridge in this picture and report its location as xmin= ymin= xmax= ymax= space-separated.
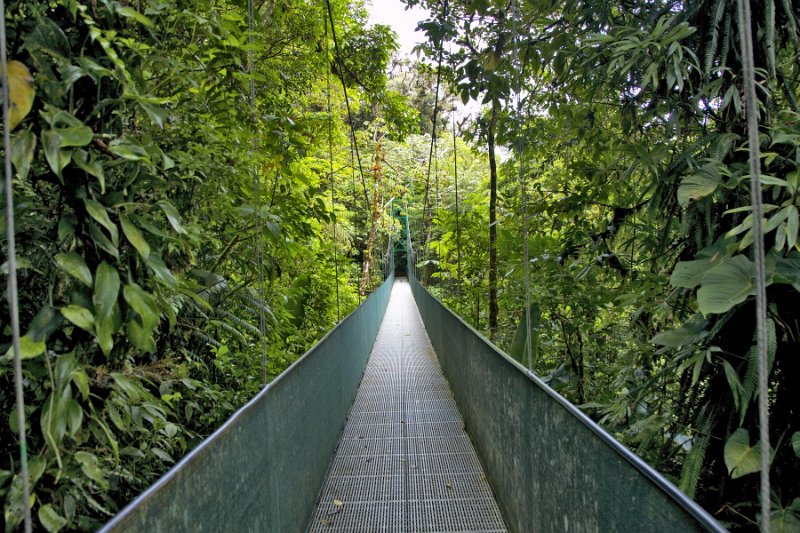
xmin=98 ymin=247 xmax=725 ymax=532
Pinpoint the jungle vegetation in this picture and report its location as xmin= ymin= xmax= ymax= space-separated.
xmin=1 ymin=0 xmax=798 ymax=531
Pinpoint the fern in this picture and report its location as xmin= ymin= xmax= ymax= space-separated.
xmin=765 ymin=0 xmax=776 ymax=79
xmin=719 ymin=9 xmax=732 ymax=70
xmin=704 ymin=0 xmax=727 ymax=78
xmin=739 ymin=318 xmax=777 ymax=425
xmin=217 ymin=310 xmax=263 ymax=338
xmin=712 ymin=132 xmax=740 ymax=162
xmin=679 ymin=410 xmax=713 ymax=499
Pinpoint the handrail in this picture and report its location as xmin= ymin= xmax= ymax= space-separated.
xmin=101 ymin=273 xmax=395 ymax=533
xmin=409 ymin=272 xmax=726 ymax=533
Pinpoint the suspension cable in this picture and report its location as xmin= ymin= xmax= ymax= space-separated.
xmin=325 ymin=0 xmax=368 ymax=210
xmin=736 ymin=0 xmax=770 ymax=530
xmin=452 ymin=116 xmax=461 ymax=314
xmin=1 ymin=0 xmax=32 ymax=529
xmin=511 ymin=0 xmax=533 ymax=371
xmin=423 ymin=0 xmax=448 ymax=285
xmin=324 ymin=13 xmax=341 ymax=322
xmin=247 ymin=0 xmax=269 ymax=388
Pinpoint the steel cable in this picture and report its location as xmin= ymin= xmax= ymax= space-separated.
xmin=1 ymin=0 xmax=32 ymax=529
xmin=736 ymin=0 xmax=770 ymax=530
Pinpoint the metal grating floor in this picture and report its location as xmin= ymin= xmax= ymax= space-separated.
xmin=308 ymin=279 xmax=507 ymax=533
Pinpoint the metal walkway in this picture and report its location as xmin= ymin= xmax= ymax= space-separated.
xmin=309 ymin=278 xmax=507 ymax=532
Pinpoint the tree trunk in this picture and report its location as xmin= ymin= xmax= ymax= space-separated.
xmin=487 ymin=102 xmax=499 ymax=340
xmin=359 ymin=142 xmax=383 ymax=296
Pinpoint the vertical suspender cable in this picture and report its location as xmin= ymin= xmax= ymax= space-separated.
xmin=324 ymin=13 xmax=341 ymax=322
xmin=511 ymin=0 xmax=533 ymax=371
xmin=452 ymin=116 xmax=461 ymax=314
xmin=736 ymin=0 xmax=770 ymax=530
xmin=325 ymin=0 xmax=368 ymax=210
xmin=1 ymin=0 xmax=32 ymax=530
xmin=247 ymin=0 xmax=268 ymax=387
xmin=424 ymin=0 xmax=447 ymax=289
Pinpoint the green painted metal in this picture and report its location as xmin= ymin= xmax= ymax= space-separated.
xmin=101 ymin=272 xmax=395 ymax=533
xmin=409 ymin=275 xmax=726 ymax=533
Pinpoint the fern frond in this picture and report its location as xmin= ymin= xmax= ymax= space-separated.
xmin=679 ymin=411 xmax=713 ymax=499
xmin=218 ymin=310 xmax=263 ymax=338
xmin=704 ymin=0 xmax=727 ymax=77
xmin=712 ymin=132 xmax=740 ymax=161
xmin=719 ymin=10 xmax=732 ymax=69
xmin=765 ymin=0 xmax=776 ymax=79
xmin=209 ymin=319 xmax=248 ymax=343
xmin=739 ymin=318 xmax=777 ymax=425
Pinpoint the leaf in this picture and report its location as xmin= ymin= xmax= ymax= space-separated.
xmin=60 ymin=305 xmax=95 ymax=332
xmin=66 ymin=399 xmax=83 ymax=437
xmin=87 ymin=221 xmax=120 ymax=258
xmin=95 ymin=314 xmax=115 ymax=357
xmin=697 ymin=255 xmax=757 ymax=316
xmin=84 ymin=199 xmax=118 ymax=244
xmin=72 ymin=149 xmax=105 ymax=194
xmin=651 ymin=319 xmax=707 ymax=347
xmin=54 ymin=252 xmax=92 ymax=287
xmin=123 ymin=283 xmax=159 ymax=331
xmin=41 ymin=130 xmax=71 ymax=177
xmin=678 ymin=166 xmax=721 ymax=205
xmin=38 ymin=504 xmax=67 ymax=533
xmin=73 ymin=451 xmax=108 ymax=489
xmin=158 ymin=201 xmax=187 ymax=234
xmin=115 ymin=5 xmax=154 ymax=27
xmin=54 ymin=125 xmax=93 ymax=147
xmin=724 ymin=428 xmax=761 ymax=479
xmin=120 ymin=214 xmax=150 ymax=259
xmin=126 ymin=318 xmax=156 ymax=353
xmin=109 ymin=136 xmax=151 ymax=162
xmin=3 ymin=335 xmax=46 ymax=360
xmin=93 ymin=262 xmax=120 ymax=320
xmin=669 ymin=239 xmax=729 ymax=288
xmin=10 ymin=129 xmax=37 ymax=180
xmin=146 ymin=254 xmax=178 ymax=287
xmin=150 ymin=447 xmax=174 ymax=463
xmin=792 ymin=432 xmax=800 ymax=459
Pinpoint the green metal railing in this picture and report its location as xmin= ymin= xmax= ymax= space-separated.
xmin=101 ymin=271 xmax=395 ymax=533
xmin=408 ymin=273 xmax=726 ymax=533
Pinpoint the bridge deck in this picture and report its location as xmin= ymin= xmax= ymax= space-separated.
xmin=308 ymin=278 xmax=507 ymax=532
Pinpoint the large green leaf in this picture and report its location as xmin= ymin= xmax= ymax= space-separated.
xmin=10 ymin=129 xmax=37 ymax=180
xmin=677 ymin=165 xmax=722 ymax=206
xmin=120 ymin=214 xmax=150 ymax=259
xmin=60 ymin=305 xmax=95 ymax=332
xmin=38 ymin=503 xmax=67 ymax=533
xmin=54 ymin=252 xmax=92 ymax=287
xmin=670 ymin=239 xmax=729 ymax=288
xmin=123 ymin=283 xmax=159 ymax=331
xmin=697 ymin=255 xmax=757 ymax=316
xmin=651 ymin=318 xmax=707 ymax=347
xmin=41 ymin=130 xmax=71 ymax=177
xmin=85 ymin=199 xmax=118 ymax=244
xmin=93 ymin=262 xmax=120 ymax=320
xmin=792 ymin=432 xmax=800 ymax=459
xmin=3 ymin=335 xmax=46 ymax=360
xmin=724 ymin=428 xmax=761 ymax=479
xmin=73 ymin=451 xmax=108 ymax=489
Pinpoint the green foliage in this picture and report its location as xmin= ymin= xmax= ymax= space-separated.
xmin=405 ymin=0 xmax=800 ymax=528
xmin=1 ymin=0 xmax=400 ymax=529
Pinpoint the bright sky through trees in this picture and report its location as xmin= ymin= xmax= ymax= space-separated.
xmin=367 ymin=0 xmax=429 ymax=56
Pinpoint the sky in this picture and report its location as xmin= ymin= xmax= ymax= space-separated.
xmin=366 ymin=0 xmax=430 ymax=57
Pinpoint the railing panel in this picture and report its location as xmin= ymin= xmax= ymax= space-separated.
xmin=409 ymin=275 xmax=725 ymax=533
xmin=101 ymin=273 xmax=395 ymax=533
